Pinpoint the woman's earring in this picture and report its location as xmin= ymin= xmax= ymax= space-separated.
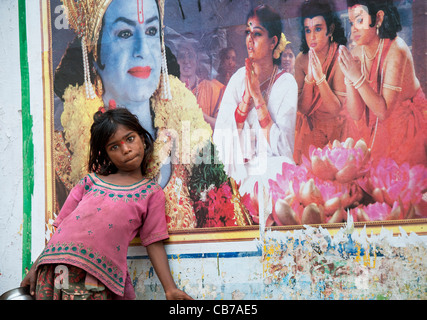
xmin=330 ymin=35 xmax=334 ymax=43
xmin=376 ymin=24 xmax=380 ymax=36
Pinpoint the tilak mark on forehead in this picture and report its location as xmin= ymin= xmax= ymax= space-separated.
xmin=137 ymin=0 xmax=144 ymax=24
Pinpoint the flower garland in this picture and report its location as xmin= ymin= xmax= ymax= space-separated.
xmin=194 ymin=182 xmax=238 ymax=228
xmin=273 ymin=33 xmax=291 ymax=60
xmin=148 ymin=76 xmax=212 ymax=178
xmin=61 ymin=84 xmax=103 ymax=184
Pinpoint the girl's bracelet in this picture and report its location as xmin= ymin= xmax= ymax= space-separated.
xmin=235 ymin=105 xmax=248 ymax=124
xmin=304 ymin=75 xmax=316 ymax=85
xmin=316 ymin=74 xmax=326 ymax=86
xmin=344 ymin=77 xmax=354 ymax=86
xmin=353 ymin=75 xmax=366 ymax=90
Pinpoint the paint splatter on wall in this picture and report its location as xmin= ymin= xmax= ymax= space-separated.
xmin=128 ymin=217 xmax=427 ymax=300
xmin=262 ymin=220 xmax=427 ymax=299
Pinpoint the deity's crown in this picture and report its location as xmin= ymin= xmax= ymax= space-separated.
xmin=62 ymin=0 xmax=166 ymax=61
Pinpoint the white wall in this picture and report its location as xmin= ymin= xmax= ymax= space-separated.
xmin=0 ymin=0 xmax=24 ymax=292
xmin=0 ymin=0 xmax=45 ymax=293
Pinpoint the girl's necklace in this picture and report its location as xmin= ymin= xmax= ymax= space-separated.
xmin=361 ymin=39 xmax=384 ymax=84
xmin=363 ymin=38 xmax=384 ymax=61
xmin=263 ymin=64 xmax=279 ymax=104
xmin=259 ymin=76 xmax=271 ymax=88
xmin=320 ymin=42 xmax=331 ymax=69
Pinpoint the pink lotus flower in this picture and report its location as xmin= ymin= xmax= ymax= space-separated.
xmin=350 ymin=201 xmax=401 ymax=222
xmin=269 ymin=162 xmax=309 ymax=204
xmin=306 ymin=138 xmax=370 ymax=183
xmin=242 ymin=182 xmax=260 ymax=224
xmin=359 ymin=158 xmax=427 ymax=218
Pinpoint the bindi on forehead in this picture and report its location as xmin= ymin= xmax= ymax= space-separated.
xmin=247 ymin=17 xmax=264 ymax=30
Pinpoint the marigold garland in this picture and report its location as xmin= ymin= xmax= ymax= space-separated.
xmin=61 ymin=84 xmax=103 ymax=184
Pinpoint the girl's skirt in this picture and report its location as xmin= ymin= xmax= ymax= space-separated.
xmin=35 ymin=264 xmax=113 ymax=300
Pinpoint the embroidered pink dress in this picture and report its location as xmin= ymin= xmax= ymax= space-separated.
xmin=36 ymin=173 xmax=169 ymax=298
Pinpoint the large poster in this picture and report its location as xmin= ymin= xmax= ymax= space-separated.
xmin=42 ymin=0 xmax=426 ymax=243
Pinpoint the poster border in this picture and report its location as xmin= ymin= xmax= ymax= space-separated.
xmin=41 ymin=0 xmax=427 ymax=245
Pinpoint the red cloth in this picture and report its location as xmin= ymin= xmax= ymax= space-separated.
xmin=357 ymin=39 xmax=427 ymax=166
xmin=294 ymin=42 xmax=345 ymax=164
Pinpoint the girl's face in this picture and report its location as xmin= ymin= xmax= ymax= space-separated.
xmin=106 ymin=124 xmax=145 ymax=174
xmin=348 ymin=5 xmax=376 ymax=46
xmin=281 ymin=48 xmax=295 ymax=73
xmin=245 ymin=16 xmax=277 ymax=62
xmin=303 ymin=15 xmax=330 ymax=52
xmin=97 ymin=0 xmax=161 ymax=104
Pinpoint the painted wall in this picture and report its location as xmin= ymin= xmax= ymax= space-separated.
xmin=0 ymin=0 xmax=23 ymax=291
xmin=0 ymin=0 xmax=426 ymax=300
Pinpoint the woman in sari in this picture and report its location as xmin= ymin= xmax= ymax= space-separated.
xmin=293 ymin=0 xmax=348 ymax=164
xmin=213 ymin=4 xmax=297 ymax=196
xmin=339 ymin=0 xmax=426 ymax=166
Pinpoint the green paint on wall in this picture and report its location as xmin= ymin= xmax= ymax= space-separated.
xmin=19 ymin=0 xmax=34 ymax=278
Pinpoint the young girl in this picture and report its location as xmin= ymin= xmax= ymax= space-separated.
xmin=21 ymin=108 xmax=192 ymax=300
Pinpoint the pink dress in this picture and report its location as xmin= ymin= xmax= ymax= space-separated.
xmin=36 ymin=173 xmax=169 ymax=298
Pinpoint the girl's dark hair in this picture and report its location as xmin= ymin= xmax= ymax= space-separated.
xmin=247 ymin=4 xmax=283 ymax=66
xmin=88 ymin=108 xmax=154 ymax=176
xmin=346 ymin=0 xmax=401 ymax=39
xmin=300 ymin=0 xmax=347 ymax=54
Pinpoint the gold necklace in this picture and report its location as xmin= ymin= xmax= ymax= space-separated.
xmin=363 ymin=38 xmax=384 ymax=61
xmin=361 ymin=39 xmax=384 ymax=84
xmin=263 ymin=64 xmax=279 ymax=104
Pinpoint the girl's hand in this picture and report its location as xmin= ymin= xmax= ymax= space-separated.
xmin=338 ymin=45 xmax=362 ymax=83
xmin=166 ymin=287 xmax=194 ymax=300
xmin=309 ymin=48 xmax=324 ymax=82
xmin=20 ymin=264 xmax=38 ymax=296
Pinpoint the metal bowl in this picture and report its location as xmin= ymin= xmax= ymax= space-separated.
xmin=0 ymin=287 xmax=34 ymax=300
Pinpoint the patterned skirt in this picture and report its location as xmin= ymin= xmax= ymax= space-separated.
xmin=35 ymin=264 xmax=113 ymax=300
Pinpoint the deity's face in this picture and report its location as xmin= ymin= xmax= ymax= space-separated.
xmin=303 ymin=15 xmax=330 ymax=53
xmin=348 ymin=5 xmax=376 ymax=46
xmin=96 ymin=0 xmax=161 ymax=104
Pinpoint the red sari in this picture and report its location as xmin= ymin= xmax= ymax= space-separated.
xmin=354 ymin=39 xmax=427 ymax=166
xmin=294 ymin=42 xmax=346 ymax=164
